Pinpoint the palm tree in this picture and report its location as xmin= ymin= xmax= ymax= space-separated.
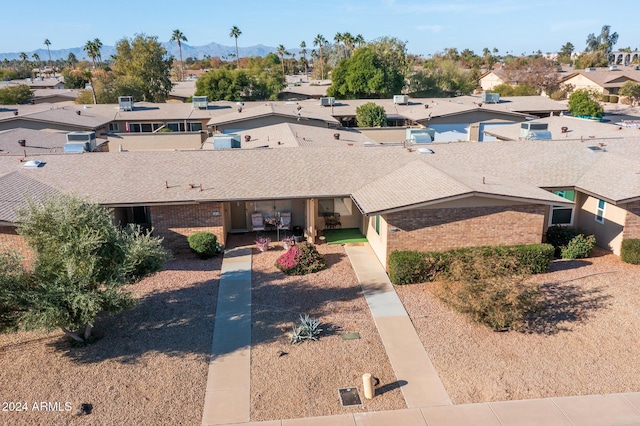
xmin=170 ymin=29 xmax=188 ymax=81
xmin=342 ymin=32 xmax=356 ymax=57
xmin=84 ymin=70 xmax=98 ymax=105
xmin=300 ymin=41 xmax=308 ymax=80
xmin=334 ymin=32 xmax=343 ymax=60
xmin=84 ymin=40 xmax=98 ymax=68
xmin=277 ymin=44 xmax=288 ymax=77
xmin=229 ymin=26 xmax=242 ymax=68
xmin=354 ymin=34 xmax=365 ymax=49
xmin=313 ymin=34 xmax=327 ymax=80
xmin=31 ymin=53 xmax=41 ymax=72
xmin=44 ymin=39 xmax=52 ymax=65
xmin=67 ymin=52 xmax=77 ymax=69
xmin=93 ymin=38 xmax=103 ymax=66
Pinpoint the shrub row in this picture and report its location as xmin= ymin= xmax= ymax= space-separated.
xmin=388 ymin=243 xmax=554 ymax=285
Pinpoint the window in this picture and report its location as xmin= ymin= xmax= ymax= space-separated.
xmin=108 ymin=123 xmax=119 ymax=132
xmin=595 ymin=199 xmax=606 ymax=224
xmin=318 ymin=198 xmax=352 ymax=216
xmin=374 ymin=215 xmax=381 ymax=235
xmin=550 ymin=190 xmax=575 ymax=226
xmin=167 ymin=122 xmax=203 ymax=132
xmin=128 ymin=123 xmax=163 ymax=133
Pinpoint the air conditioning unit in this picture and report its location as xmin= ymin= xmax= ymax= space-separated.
xmin=118 ymin=96 xmax=134 ymax=111
xmin=585 ymin=67 xmax=597 ymax=72
xmin=393 ymin=95 xmax=408 ymax=104
xmin=482 ymin=92 xmax=500 ymax=103
xmin=192 ymin=96 xmax=208 ymax=109
xmin=64 ymin=131 xmax=96 ymax=153
xmin=634 ymin=65 xmax=640 ymax=71
xmin=320 ymin=97 xmax=335 ymax=106
xmin=609 ymin=65 xmax=618 ymax=71
xmin=520 ymin=122 xmax=550 ymax=139
xmin=213 ymin=134 xmax=241 ymax=149
xmin=406 ymin=128 xmax=435 ymax=143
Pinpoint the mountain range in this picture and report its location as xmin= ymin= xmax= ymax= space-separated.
xmin=0 ymin=41 xmax=282 ymax=62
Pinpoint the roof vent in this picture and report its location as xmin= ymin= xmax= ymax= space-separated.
xmin=520 ymin=122 xmax=549 ymax=139
xmin=23 ymin=160 xmax=42 ymax=168
xmin=18 ymin=139 xmax=26 ymax=146
xmin=417 ymin=148 xmax=434 ymax=154
xmin=585 ymin=67 xmax=597 ymax=72
xmin=586 ymin=146 xmax=604 ymax=152
xmin=609 ymin=65 xmax=618 ymax=71
xmin=363 ymin=141 xmax=375 ymax=147
xmin=634 ymin=65 xmax=640 ymax=71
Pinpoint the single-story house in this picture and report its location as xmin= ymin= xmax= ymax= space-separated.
xmin=3 ymin=136 xmax=639 ymax=267
xmin=559 ymin=66 xmax=640 ymax=96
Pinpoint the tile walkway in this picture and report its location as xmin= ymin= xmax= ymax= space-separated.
xmin=203 ymin=242 xmax=640 ymax=426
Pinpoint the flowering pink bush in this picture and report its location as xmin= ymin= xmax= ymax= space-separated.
xmin=275 ymin=243 xmax=326 ymax=275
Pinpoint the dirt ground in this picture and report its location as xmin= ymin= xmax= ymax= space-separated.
xmin=395 ymin=248 xmax=640 ymax=404
xmin=0 ymin=255 xmax=221 ymax=426
xmin=234 ymin=233 xmax=406 ymax=422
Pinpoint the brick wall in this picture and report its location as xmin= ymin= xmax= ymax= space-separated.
xmin=150 ymin=203 xmax=225 ymax=253
xmin=387 ymin=204 xmax=546 ymax=254
xmin=623 ymin=201 xmax=640 ymax=240
xmin=0 ymin=226 xmax=34 ymax=264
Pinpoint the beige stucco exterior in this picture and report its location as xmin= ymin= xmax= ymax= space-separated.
xmin=107 ymin=132 xmax=205 ymax=151
xmin=575 ymin=194 xmax=626 ymax=255
xmin=562 ymin=74 xmax=606 ymax=94
xmin=479 ymin=72 xmax=506 ymax=91
xmin=212 ymin=115 xmax=333 ymax=133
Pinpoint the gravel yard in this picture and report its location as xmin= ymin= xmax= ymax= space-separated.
xmin=246 ymin=238 xmax=406 ymax=422
xmin=0 ymin=256 xmax=220 ymax=426
xmin=395 ymin=249 xmax=640 ymax=404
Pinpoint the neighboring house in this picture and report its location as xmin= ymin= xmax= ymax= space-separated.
xmin=29 ymin=89 xmax=79 ymax=104
xmin=0 ymin=128 xmax=106 ymax=155
xmin=0 ymin=105 xmax=113 ymax=136
xmin=278 ymin=83 xmax=329 ymax=101
xmin=560 ymin=66 xmax=640 ymax=96
xmin=167 ymin=80 xmax=197 ymax=103
xmin=0 ymin=78 xmax=66 ymax=90
xmin=610 ymin=51 xmax=640 ymax=66
xmin=207 ymin=103 xmax=341 ymax=133
xmin=478 ymin=69 xmax=510 ymax=91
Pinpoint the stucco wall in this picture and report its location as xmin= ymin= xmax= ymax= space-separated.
xmin=107 ymin=132 xmax=204 ymax=151
xmin=575 ymin=195 xmax=625 ymax=255
xmin=149 ymin=202 xmax=225 ymax=253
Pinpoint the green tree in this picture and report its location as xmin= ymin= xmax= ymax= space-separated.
xmin=327 ymin=44 xmax=405 ymax=99
xmin=558 ymin=42 xmax=574 ymax=64
xmin=170 ymin=29 xmax=188 ymax=81
xmin=195 ymin=67 xmax=250 ymax=101
xmin=111 ymin=34 xmax=174 ymax=102
xmin=0 ymin=195 xmax=170 ymax=343
xmin=567 ymin=89 xmax=604 ymax=118
xmin=83 ymin=40 xmax=99 ymax=68
xmin=276 ymin=44 xmax=289 ymax=77
xmin=62 ymin=68 xmax=89 ymax=89
xmin=356 ymin=102 xmax=387 ymax=127
xmin=619 ymin=81 xmax=640 ymax=105
xmin=66 ymin=52 xmax=77 ymax=69
xmin=0 ymin=84 xmax=33 ymax=104
xmin=31 ymin=53 xmax=40 ymax=71
xmin=585 ymin=25 xmax=618 ymax=53
xmin=491 ymin=83 xmax=537 ymax=96
xmin=229 ymin=26 xmax=242 ymax=69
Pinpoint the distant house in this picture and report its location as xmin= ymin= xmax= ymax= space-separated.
xmin=559 ymin=66 xmax=640 ymax=96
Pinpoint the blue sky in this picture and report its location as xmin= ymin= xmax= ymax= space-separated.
xmin=1 ymin=0 xmax=637 ymax=56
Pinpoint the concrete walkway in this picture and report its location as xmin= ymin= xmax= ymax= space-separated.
xmin=203 ymin=242 xmax=640 ymax=426
xmin=202 ymin=247 xmax=252 ymax=426
xmin=344 ymin=243 xmax=452 ymax=409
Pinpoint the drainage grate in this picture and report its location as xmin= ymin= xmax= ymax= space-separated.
xmin=338 ymin=388 xmax=362 ymax=407
xmin=341 ymin=332 xmax=361 ymax=340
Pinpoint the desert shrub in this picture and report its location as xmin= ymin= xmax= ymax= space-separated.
xmin=621 ymin=239 xmax=640 ymax=264
xmin=388 ymin=244 xmax=554 ymax=285
xmin=600 ymin=94 xmax=610 ymax=103
xmin=433 ymin=275 xmax=544 ymax=331
xmin=546 ymin=225 xmax=579 ymax=256
xmin=275 ymin=243 xmax=326 ymax=275
xmin=560 ymin=234 xmax=596 ymax=259
xmin=610 ymin=94 xmax=619 ymax=103
xmin=187 ymin=232 xmax=221 ymax=259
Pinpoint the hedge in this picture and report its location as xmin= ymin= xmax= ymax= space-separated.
xmin=187 ymin=232 xmax=221 ymax=259
xmin=388 ymin=243 xmax=554 ymax=285
xmin=621 ymin=239 xmax=640 ymax=264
